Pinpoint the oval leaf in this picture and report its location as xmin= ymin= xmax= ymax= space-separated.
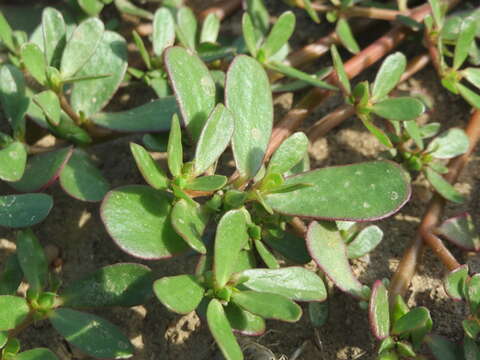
xmin=268 ymin=132 xmax=308 ymax=175
xmin=371 ymin=52 xmax=406 ymax=101
xmin=171 ymin=200 xmax=209 ymax=254
xmin=101 ymin=185 xmax=188 ymax=259
xmin=153 ymin=274 xmax=205 ymax=314
xmin=372 ymin=97 xmax=425 ymax=121
xmin=425 ymin=167 xmax=465 ymax=204
xmin=437 ymin=213 xmax=480 ymax=252
xmin=0 ymin=193 xmax=53 ymax=228
xmin=265 ymin=161 xmax=410 ymax=221
xmin=0 ymin=64 xmax=29 ymax=134
xmin=224 ymin=302 xmax=266 ymax=336
xmin=16 ymin=229 xmax=48 ymax=295
xmin=0 ymin=254 xmax=23 ymax=295
xmin=347 ymin=225 xmax=384 ymax=259
xmin=426 ymin=128 xmax=469 ymax=159
xmin=20 ymin=43 xmax=47 ymax=85
xmin=167 ymin=114 xmax=183 ymax=178
xmin=153 ymin=8 xmax=175 ymax=57
xmin=0 ymin=141 xmax=27 ymax=182
xmin=453 ymin=17 xmax=477 ymax=70
xmin=16 ymin=348 xmax=59 ymax=360
xmin=42 ymin=7 xmax=66 ymax=67
xmin=444 ymin=264 xmax=468 ymax=301
xmin=392 ymin=306 xmax=431 ymax=335
xmin=184 ymin=175 xmax=227 ymax=192
xmin=336 ymin=18 xmax=360 ymax=54
xmin=260 ymin=11 xmax=295 ymax=59
xmin=0 ymin=295 xmax=29 ymax=331
xmin=369 ymin=280 xmax=390 ymax=340
xmin=130 ymin=143 xmax=168 ymax=190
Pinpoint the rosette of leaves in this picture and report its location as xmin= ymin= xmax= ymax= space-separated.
xmin=0 ymin=229 xmax=154 ymax=359
xmin=369 ymin=281 xmax=433 ymax=359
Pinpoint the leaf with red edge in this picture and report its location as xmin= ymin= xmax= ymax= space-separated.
xmin=437 ymin=213 xmax=480 ymax=251
xmin=369 ymin=280 xmax=390 ymax=340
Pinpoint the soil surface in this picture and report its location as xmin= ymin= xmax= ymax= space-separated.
xmin=1 ymin=1 xmax=479 ymax=359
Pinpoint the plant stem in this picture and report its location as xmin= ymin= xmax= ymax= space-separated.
xmin=309 ymin=3 xmax=406 ymax=21
xmin=59 ymin=93 xmax=82 ymax=127
xmin=389 ymin=109 xmax=480 ymax=300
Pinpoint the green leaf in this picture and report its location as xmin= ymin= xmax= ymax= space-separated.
xmin=266 ymin=161 xmax=410 ymax=221
xmin=371 ymin=52 xmax=406 ymax=101
xmin=453 ymin=17 xmax=477 ymax=70
xmin=420 ymin=122 xmax=441 ymax=138
xmin=0 ymin=141 xmax=27 ymax=182
xmin=153 ymin=8 xmax=175 ymax=57
xmin=132 ymin=30 xmax=151 ymax=70
xmin=347 ymin=225 xmax=383 ymax=259
xmin=405 ymin=120 xmax=424 ymax=150
xmin=175 ymin=7 xmax=197 ymax=50
xmin=9 ymin=147 xmax=73 ymax=193
xmin=425 ymin=167 xmax=465 ymax=204
xmin=242 ymin=13 xmax=258 ymax=57
xmin=114 ymin=0 xmax=153 ymax=19
xmin=239 ymin=267 xmax=326 ymax=301
xmin=464 ymin=67 xmax=480 ymax=90
xmin=372 ymin=97 xmax=425 ymax=121
xmin=154 ymin=274 xmax=204 ymax=314
xmin=33 ymin=90 xmax=61 ymax=126
xmin=426 ymin=128 xmax=469 ymax=159
xmin=71 ymin=31 xmax=127 ymax=117
xmin=463 ymin=318 xmax=480 ymax=339
xmin=463 ymin=337 xmax=480 ymax=360
xmin=246 ymin=0 xmax=269 ymax=35
xmin=392 ymin=307 xmax=431 ymax=334
xmin=200 ymin=13 xmax=220 ymax=44
xmin=362 ymin=115 xmax=394 ymax=147
xmin=167 ymin=114 xmax=183 ymax=178
xmin=369 ymin=280 xmax=390 ymax=340
xmin=165 ymin=46 xmax=216 ymax=141
xmin=254 ymin=240 xmax=279 ymax=269
xmin=42 ymin=8 xmax=66 ymax=67
xmin=0 ymin=12 xmax=15 ymax=52
xmin=130 ymin=143 xmax=168 ymax=190
xmin=91 ymin=97 xmax=178 ymax=132
xmin=0 ymin=296 xmax=29 ymax=331
xmin=61 ymin=263 xmax=153 ymax=308
xmin=429 ymin=0 xmax=443 ymax=27
xmin=267 ymin=132 xmax=308 ymax=175
xmin=0 ymin=255 xmax=23 ymax=295
xmin=16 ymin=229 xmax=48 ymax=295
xmin=194 ymin=104 xmax=234 ymax=175
xmin=272 ymin=67 xmax=333 ymax=93
xmin=226 ymin=55 xmax=273 ymax=179
xmin=263 ymin=230 xmax=311 ymax=264
xmin=207 ymin=299 xmax=243 ymax=360
xmin=303 ymin=0 xmax=320 ymax=23
xmin=330 ymin=45 xmax=351 ymax=95
xmin=101 ymin=185 xmax=188 ymax=259
xmin=444 ymin=264 xmax=468 ymax=301
xmin=260 ymin=11 xmax=295 ymax=59
xmin=185 ymin=175 xmax=227 ymax=192
xmin=0 ymin=65 xmax=29 ymax=135
xmin=232 ymin=290 xmax=302 ymax=322
xmin=438 ymin=213 xmax=480 ymax=251
xmin=20 ymin=43 xmax=47 ymax=85
xmin=456 ymin=82 xmax=480 ymax=108
xmin=59 ymin=149 xmax=110 ymax=202
xmin=171 ymin=199 xmax=209 ymax=254
xmin=60 ymin=18 xmax=104 ymax=78
xmin=306 ymin=221 xmax=364 ymax=298
xmin=0 ymin=194 xmax=53 ymax=228
xmin=467 ymin=274 xmax=480 ymax=314
xmin=214 ymin=209 xmax=249 ymax=288
xmin=78 ymin=0 xmax=104 ymax=15
xmin=309 ymin=301 xmax=329 ymax=328
xmin=50 ymin=308 xmax=133 ymax=359
xmin=224 ymin=302 xmax=265 ymax=335
xmin=266 ymin=62 xmax=337 ymax=91
xmin=425 ymin=335 xmax=459 ymax=360
xmin=336 ymin=18 xmax=359 ymax=54
xmin=16 ymin=348 xmax=59 ymax=360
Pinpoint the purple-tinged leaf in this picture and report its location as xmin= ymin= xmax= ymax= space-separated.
xmin=224 ymin=302 xmax=266 ymax=336
xmin=347 ymin=225 xmax=383 ymax=259
xmin=154 ymin=274 xmax=204 ymax=314
xmin=171 ymin=199 xmax=209 ymax=254
xmin=0 ymin=193 xmax=53 ymax=228
xmin=437 ymin=213 xmax=479 ymax=251
xmin=369 ymin=280 xmax=390 ymax=340
xmin=0 ymin=141 xmax=27 ymax=182
xmin=444 ymin=264 xmax=468 ymax=301
xmin=467 ymin=274 xmax=480 ymax=314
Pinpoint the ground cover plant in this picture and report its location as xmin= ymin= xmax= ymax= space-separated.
xmin=0 ymin=0 xmax=480 ymax=359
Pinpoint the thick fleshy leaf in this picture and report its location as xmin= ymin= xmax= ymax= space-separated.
xmin=369 ymin=280 xmax=390 ymax=340
xmin=246 ymin=0 xmax=269 ymax=35
xmin=347 ymin=225 xmax=383 ymax=259
xmin=0 ymin=12 xmax=14 ymax=52
xmin=91 ymin=97 xmax=178 ymax=132
xmin=200 ymin=13 xmax=220 ymax=44
xmin=361 ymin=115 xmax=393 ymax=148
xmin=426 ymin=128 xmax=469 ymax=159
xmin=239 ymin=267 xmax=326 ymax=302
xmin=371 ymin=52 xmax=406 ymax=101
xmin=0 ymin=254 xmax=23 ymax=295
xmin=372 ymin=97 xmax=425 ymax=121
xmin=114 ymin=0 xmax=153 ymax=19
xmin=165 ymin=46 xmax=216 ymax=141
xmin=194 ymin=104 xmax=234 ymax=175
xmin=232 ymin=291 xmax=302 ymax=322
xmin=464 ymin=67 xmax=480 ymax=90
xmin=226 ymin=55 xmax=273 ymax=179
xmin=453 ymin=17 xmax=477 ymax=70
xmin=175 ymin=7 xmax=197 ymax=50
xmin=425 ymin=167 xmax=465 ymax=204
xmin=42 ymin=7 xmax=66 ymax=67
xmin=0 ymin=141 xmax=27 ymax=182
xmin=467 ymin=274 xmax=480 ymax=314
xmin=263 ymin=231 xmax=311 ymax=264
xmin=224 ymin=302 xmax=265 ymax=335
xmin=60 ymin=18 xmax=104 ymax=78
xmin=265 ymin=161 xmax=410 ymax=221
xmin=242 ymin=13 xmax=257 ymax=57
xmin=171 ymin=200 xmax=209 ymax=254
xmin=336 ymin=18 xmax=359 ymax=54
xmin=425 ymin=335 xmax=459 ymax=360
xmin=254 ymin=240 xmax=279 ymax=269
xmin=331 ymin=45 xmax=351 ymax=95
xmin=306 ymin=221 xmax=364 ymax=298
xmin=16 ymin=229 xmax=48 ymax=295
xmin=153 ymin=274 xmax=204 ymax=314
xmin=309 ymin=301 xmax=329 ymax=328
xmin=405 ymin=119 xmax=424 ymax=149
xmin=59 ymin=149 xmax=109 ymax=202
xmin=392 ymin=307 xmax=431 ymax=335
xmin=132 ymin=30 xmax=151 ymax=70
xmin=268 ymin=132 xmax=308 ymax=175
xmin=214 ymin=209 xmax=249 ymax=288
xmin=50 ymin=308 xmax=134 ymax=359
xmin=33 ymin=90 xmax=60 ymax=126
xmin=130 ymin=143 xmax=168 ymax=190
xmin=61 ymin=263 xmax=153 ymax=308
xmin=260 ymin=11 xmax=295 ymax=59
xmin=16 ymin=348 xmax=59 ymax=360
xmin=207 ymin=299 xmax=243 ymax=360
xmin=437 ymin=213 xmax=480 ymax=251
xmin=0 ymin=296 xmax=29 ymax=331
xmin=266 ymin=62 xmax=337 ymax=91
xmin=21 ymin=43 xmax=47 ymax=85
xmin=0 ymin=65 xmax=29 ymax=134
xmin=167 ymin=114 xmax=183 ymax=178
xmin=457 ymin=83 xmax=480 ymax=109
xmin=78 ymin=0 xmax=104 ymax=15
xmin=70 ymin=31 xmax=127 ymax=117
xmin=101 ymin=185 xmax=188 ymax=259
xmin=0 ymin=194 xmax=53 ymax=228
xmin=185 ymin=175 xmax=227 ymax=192
xmin=9 ymin=147 xmax=73 ymax=193
xmin=153 ymin=8 xmax=175 ymax=57
xmin=444 ymin=264 xmax=468 ymax=301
